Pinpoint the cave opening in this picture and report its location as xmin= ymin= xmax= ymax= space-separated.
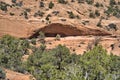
xmin=45 ymin=33 xmax=67 ymax=37
xmin=29 ymin=31 xmax=67 ymax=38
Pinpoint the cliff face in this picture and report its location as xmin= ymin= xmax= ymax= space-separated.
xmin=0 ymin=17 xmax=34 ymax=38
xmin=0 ymin=16 xmax=111 ymax=38
xmin=36 ymin=23 xmax=111 ymax=37
xmin=0 ymin=0 xmax=120 ymax=38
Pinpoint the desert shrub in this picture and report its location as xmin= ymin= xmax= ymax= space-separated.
xmin=110 ymin=44 xmax=115 ymax=50
xmin=0 ymin=2 xmax=8 ymax=12
xmin=109 ymin=0 xmax=116 ymax=6
xmin=23 ymin=11 xmax=28 ymax=19
xmin=95 ymin=10 xmax=100 ymax=17
xmin=38 ymin=31 xmax=45 ymax=44
xmin=11 ymin=0 xmax=16 ymax=3
xmin=86 ymin=0 xmax=94 ymax=5
xmin=39 ymin=1 xmax=44 ymax=7
xmin=89 ymin=10 xmax=100 ymax=18
xmin=89 ymin=12 xmax=95 ymax=18
xmin=67 ymin=11 xmax=75 ymax=19
xmin=97 ymin=22 xmax=102 ymax=27
xmin=31 ymin=39 xmax=36 ymax=45
xmin=25 ymin=8 xmax=31 ymax=13
xmin=0 ymin=68 xmax=6 ymax=80
xmin=105 ymin=6 xmax=113 ymax=16
xmin=45 ymin=15 xmax=50 ymax=21
xmin=95 ymin=2 xmax=103 ymax=8
xmin=82 ymin=20 xmax=89 ymax=25
xmin=15 ymin=1 xmax=23 ymax=7
xmin=97 ymin=17 xmax=103 ymax=27
xmin=93 ymin=36 xmax=101 ymax=46
xmin=49 ymin=1 xmax=54 ymax=9
xmin=105 ymin=6 xmax=120 ymax=18
xmin=76 ymin=15 xmax=80 ymax=19
xmin=40 ymin=43 xmax=46 ymax=52
xmin=87 ymin=42 xmax=93 ymax=51
xmin=58 ymin=0 xmax=67 ymax=4
xmin=95 ymin=2 xmax=100 ymax=7
xmin=108 ymin=23 xmax=117 ymax=31
xmin=112 ymin=6 xmax=120 ymax=18
xmin=9 ymin=12 xmax=15 ymax=16
xmin=38 ymin=31 xmax=45 ymax=40
xmin=78 ymin=0 xmax=84 ymax=3
xmin=52 ymin=11 xmax=59 ymax=15
xmin=20 ymin=11 xmax=29 ymax=19
xmin=34 ymin=11 xmax=44 ymax=17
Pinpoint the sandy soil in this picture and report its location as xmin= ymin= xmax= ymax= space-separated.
xmin=5 ymin=69 xmax=35 ymax=80
xmin=44 ymin=36 xmax=120 ymax=56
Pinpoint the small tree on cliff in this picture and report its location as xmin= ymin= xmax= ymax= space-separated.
xmin=55 ymin=34 xmax=61 ymax=41
xmin=38 ymin=31 xmax=45 ymax=44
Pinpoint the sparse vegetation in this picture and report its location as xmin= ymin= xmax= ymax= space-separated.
xmin=31 ymin=39 xmax=36 ymax=45
xmin=11 ymin=0 xmax=16 ymax=3
xmin=78 ymin=0 xmax=84 ymax=3
xmin=34 ymin=10 xmax=44 ymax=17
xmin=86 ymin=0 xmax=94 ymax=5
xmin=25 ymin=8 xmax=31 ymax=13
xmin=45 ymin=15 xmax=50 ymax=21
xmin=108 ymin=23 xmax=117 ymax=31
xmin=110 ymin=44 xmax=115 ymax=50
xmin=93 ymin=36 xmax=102 ymax=46
xmin=97 ymin=17 xmax=103 ymax=27
xmin=52 ymin=11 xmax=59 ymax=16
xmin=58 ymin=0 xmax=67 ymax=4
xmin=105 ymin=4 xmax=120 ymax=18
xmin=95 ymin=10 xmax=100 ymax=17
xmin=95 ymin=2 xmax=100 ymax=7
xmin=38 ymin=31 xmax=45 ymax=44
xmin=0 ymin=2 xmax=8 ymax=12
xmin=20 ymin=10 xmax=29 ymax=19
xmin=76 ymin=15 xmax=80 ymax=19
xmin=39 ymin=1 xmax=44 ymax=7
xmin=49 ymin=1 xmax=54 ymax=9
xmin=109 ymin=0 xmax=116 ymax=6
xmin=38 ymin=31 xmax=45 ymax=40
xmin=23 ymin=11 xmax=28 ymax=19
xmin=89 ymin=12 xmax=95 ymax=18
xmin=87 ymin=42 xmax=93 ymax=51
xmin=89 ymin=10 xmax=100 ymax=18
xmin=0 ymin=68 xmax=6 ymax=80
xmin=15 ymin=1 xmax=23 ymax=7
xmin=95 ymin=2 xmax=103 ymax=8
xmin=67 ymin=11 xmax=75 ymax=19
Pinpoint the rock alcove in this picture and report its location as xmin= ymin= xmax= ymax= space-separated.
xmin=29 ymin=23 xmax=111 ymax=38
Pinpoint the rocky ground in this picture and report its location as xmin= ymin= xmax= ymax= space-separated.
xmin=0 ymin=0 xmax=120 ymax=80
